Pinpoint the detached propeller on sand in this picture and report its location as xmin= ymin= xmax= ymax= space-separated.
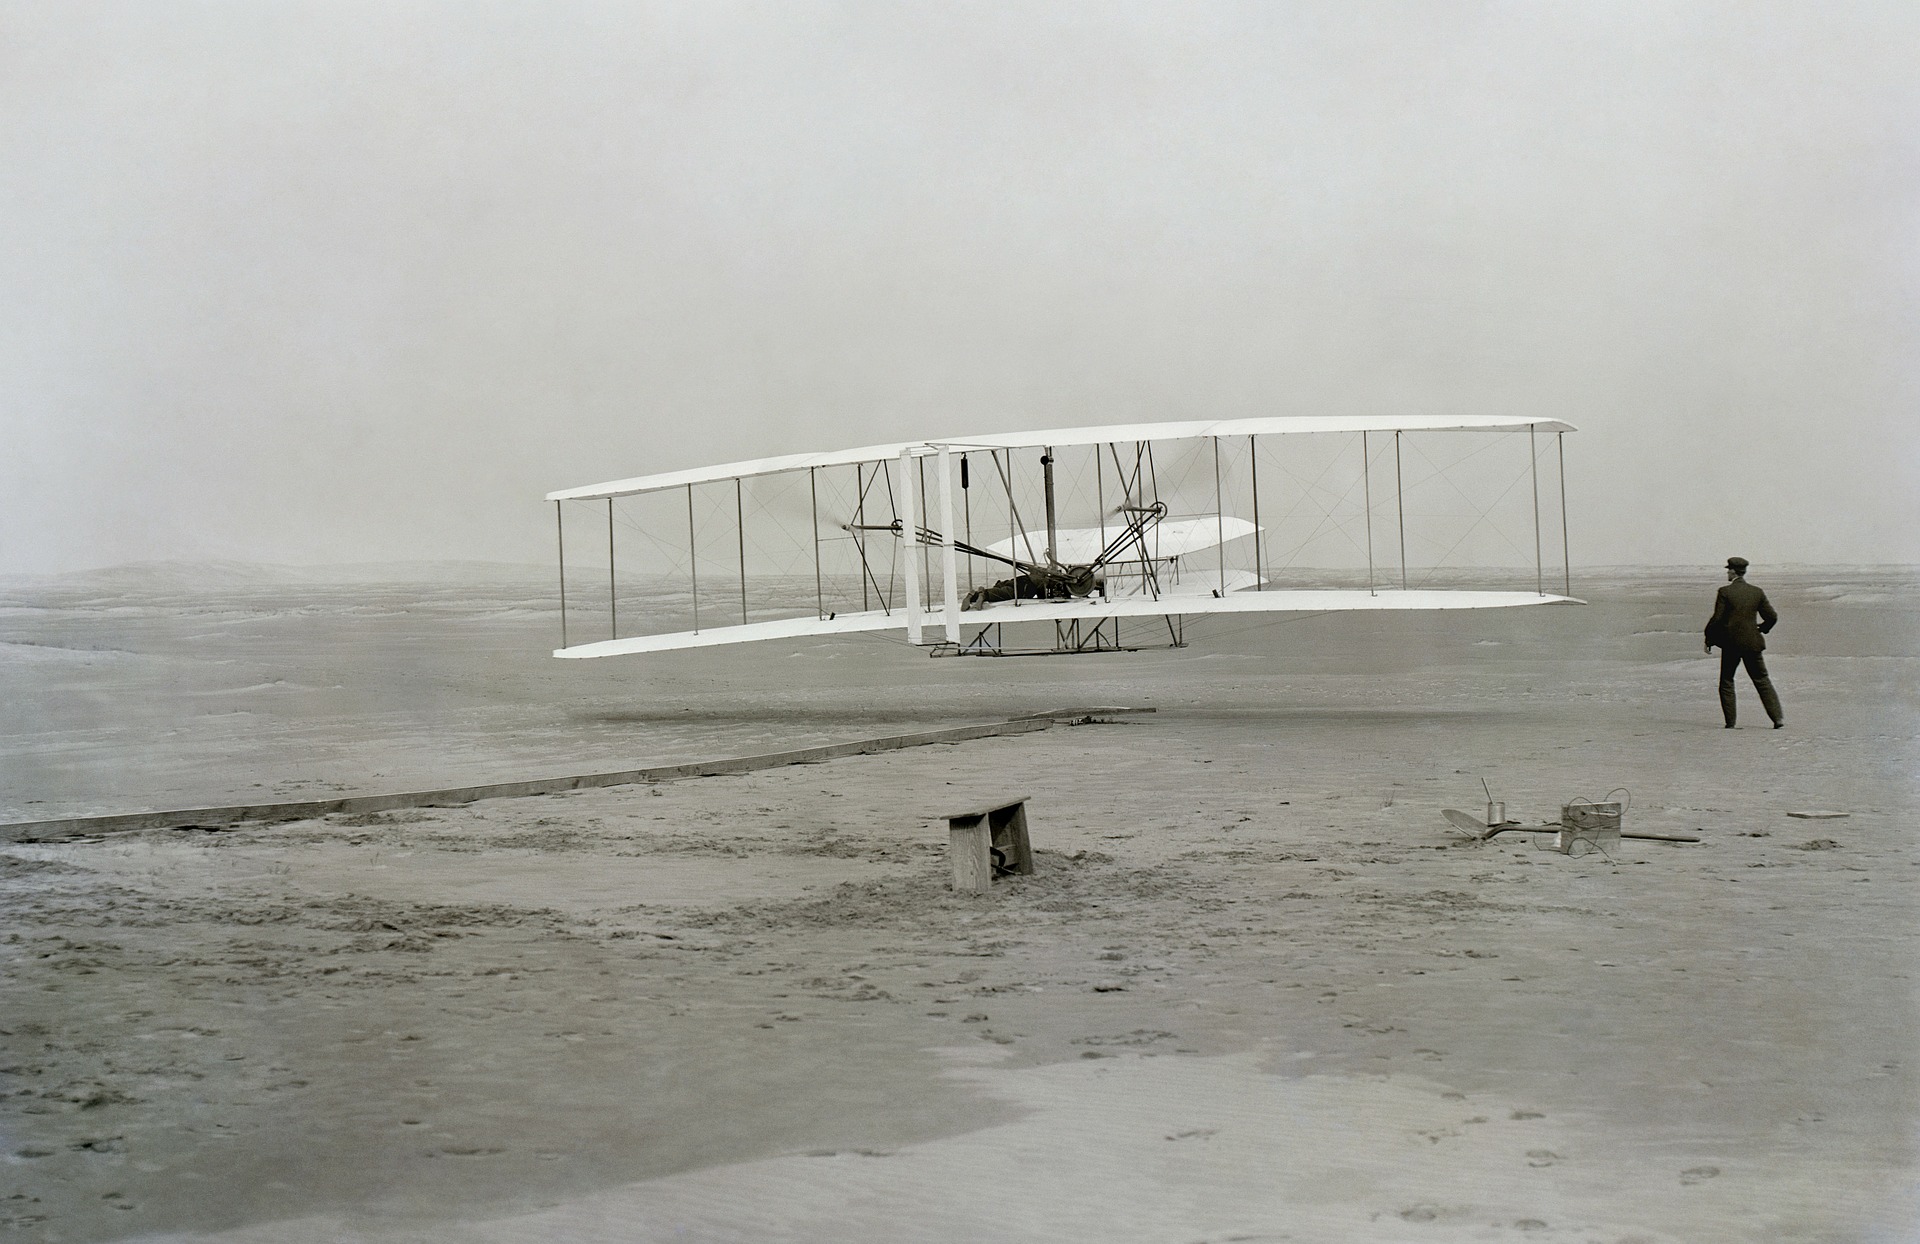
xmin=1440 ymin=808 xmax=1700 ymax=844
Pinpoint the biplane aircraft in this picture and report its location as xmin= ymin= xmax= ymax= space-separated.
xmin=546 ymin=415 xmax=1579 ymax=659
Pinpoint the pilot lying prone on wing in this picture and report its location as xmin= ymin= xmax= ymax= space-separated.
xmin=962 ymin=565 xmax=1104 ymax=610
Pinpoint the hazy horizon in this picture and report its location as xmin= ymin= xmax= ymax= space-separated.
xmin=5 ymin=2 xmax=1915 ymax=575
xmin=7 ymin=555 xmax=1915 ymax=586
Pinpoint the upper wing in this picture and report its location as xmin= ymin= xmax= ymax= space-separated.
xmin=547 ymin=415 xmax=1578 ymax=502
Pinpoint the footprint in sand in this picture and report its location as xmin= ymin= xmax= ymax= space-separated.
xmin=1679 ymin=1165 xmax=1720 ymax=1185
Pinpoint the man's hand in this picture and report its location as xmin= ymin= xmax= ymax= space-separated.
xmin=1704 ymin=641 xmax=1713 ymax=654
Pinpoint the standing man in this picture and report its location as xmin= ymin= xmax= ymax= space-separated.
xmin=1704 ymin=557 xmax=1784 ymax=729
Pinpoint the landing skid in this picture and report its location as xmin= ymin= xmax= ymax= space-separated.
xmin=929 ymin=615 xmax=1186 ymax=658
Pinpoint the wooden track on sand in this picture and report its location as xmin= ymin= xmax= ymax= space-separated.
xmin=0 ymin=711 xmax=1151 ymax=843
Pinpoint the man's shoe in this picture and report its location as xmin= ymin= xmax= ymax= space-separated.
xmin=1724 ymin=723 xmax=1737 ymax=729
xmin=1773 ymin=721 xmax=1785 ymax=729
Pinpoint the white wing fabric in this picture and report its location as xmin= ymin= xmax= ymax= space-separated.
xmin=979 ymin=516 xmax=1256 ymax=564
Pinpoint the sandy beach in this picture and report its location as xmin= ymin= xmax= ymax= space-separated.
xmin=2 ymin=566 xmax=1915 ymax=1242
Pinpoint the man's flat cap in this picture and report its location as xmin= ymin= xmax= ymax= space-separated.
xmin=1726 ymin=556 xmax=1749 ymax=571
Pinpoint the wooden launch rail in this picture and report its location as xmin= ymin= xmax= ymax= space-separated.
xmin=0 ymin=715 xmax=1076 ymax=844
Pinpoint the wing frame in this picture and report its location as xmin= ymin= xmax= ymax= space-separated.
xmin=547 ymin=416 xmax=1580 ymax=657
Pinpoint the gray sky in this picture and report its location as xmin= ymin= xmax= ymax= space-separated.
xmin=3 ymin=1 xmax=1915 ymax=574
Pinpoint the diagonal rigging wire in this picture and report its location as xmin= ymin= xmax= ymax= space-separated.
xmin=1261 ymin=435 xmax=1362 ymax=528
xmin=835 ymin=463 xmax=899 ymax=612
xmin=1400 ymin=437 xmax=1535 ymax=561
xmin=1142 ymin=439 xmax=1215 ymax=519
xmin=1407 ymin=450 xmax=1534 ymax=587
xmin=1103 ymin=442 xmax=1162 ymax=594
xmin=735 ymin=479 xmax=824 ymax=588
xmin=1394 ymin=436 xmax=1535 ymax=574
xmin=1264 ymin=434 xmax=1372 ymax=572
xmin=610 ymin=504 xmax=693 ymax=578
xmin=1393 ymin=431 xmax=1508 ymax=500
xmin=988 ymin=450 xmax=1044 ymax=566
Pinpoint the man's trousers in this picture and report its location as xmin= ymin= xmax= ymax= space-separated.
xmin=1719 ymin=648 xmax=1784 ymax=727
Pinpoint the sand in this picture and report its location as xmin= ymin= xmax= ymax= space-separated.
xmin=2 ymin=566 xmax=1916 ymax=1242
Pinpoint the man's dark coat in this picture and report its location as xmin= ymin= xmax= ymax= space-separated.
xmin=1705 ymin=578 xmax=1778 ymax=652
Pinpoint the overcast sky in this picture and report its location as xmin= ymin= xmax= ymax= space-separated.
xmin=3 ymin=1 xmax=1914 ymax=575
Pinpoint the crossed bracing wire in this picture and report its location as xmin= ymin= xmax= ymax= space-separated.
xmin=1398 ymin=435 xmax=1537 ymax=588
xmin=1259 ymin=433 xmax=1374 ymax=576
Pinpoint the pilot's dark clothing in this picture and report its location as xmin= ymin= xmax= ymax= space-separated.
xmin=1705 ymin=578 xmax=1783 ymax=727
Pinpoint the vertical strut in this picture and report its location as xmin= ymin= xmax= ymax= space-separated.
xmin=880 ymin=461 xmax=899 ymax=608
xmin=963 ymin=455 xmax=974 ymax=591
xmin=1250 ymin=435 xmax=1262 ymax=591
xmin=937 ymin=446 xmax=959 ymax=642
xmin=918 ymin=455 xmax=931 ymax=592
xmin=1005 ymin=450 xmax=1019 ymax=608
xmin=687 ymin=484 xmax=699 ymax=634
xmin=607 ymin=497 xmax=617 ymax=640
xmin=1362 ymin=432 xmax=1375 ymax=596
xmin=1212 ymin=437 xmax=1225 ymax=592
xmin=901 ymin=448 xmax=921 ymax=643
xmin=809 ymin=467 xmax=823 ymax=618
xmin=555 ymin=500 xmax=567 ymax=650
xmin=1096 ymin=444 xmax=1106 ymax=571
xmin=1041 ymin=447 xmax=1057 ymax=566
xmin=1558 ymin=431 xmax=1571 ymax=597
xmin=855 ymin=464 xmax=869 ymax=612
xmin=1394 ymin=431 xmax=1407 ymax=590
xmin=1529 ymin=424 xmax=1542 ymax=596
xmin=736 ymin=478 xmax=748 ymax=624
